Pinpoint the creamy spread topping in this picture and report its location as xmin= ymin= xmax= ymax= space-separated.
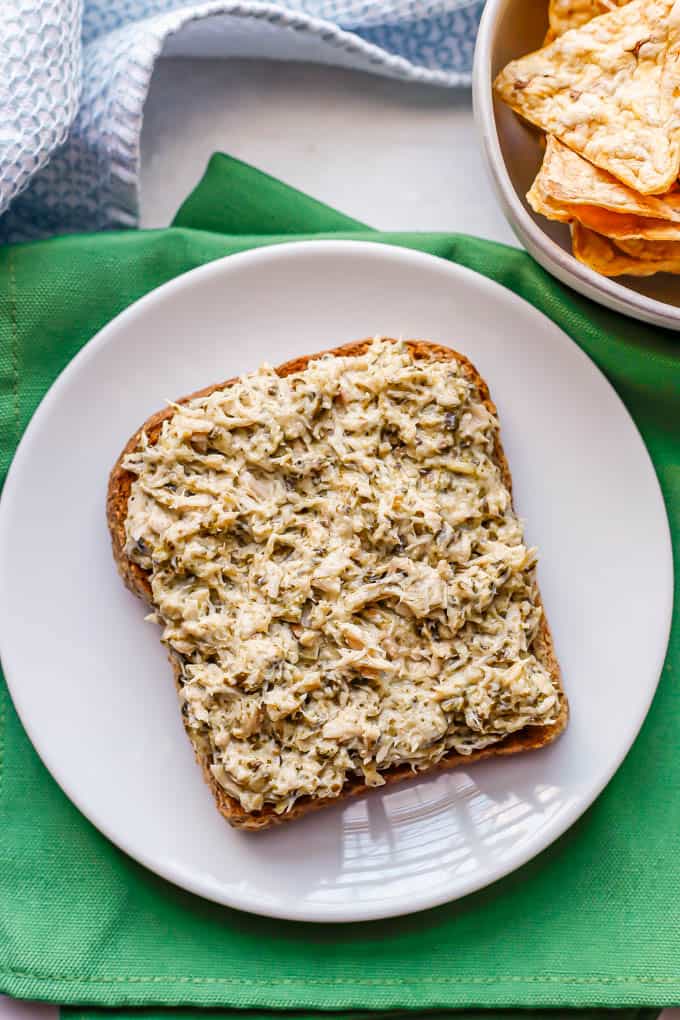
xmin=123 ymin=339 xmax=560 ymax=813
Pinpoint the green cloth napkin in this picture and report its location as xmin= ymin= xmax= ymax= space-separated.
xmin=0 ymin=154 xmax=678 ymax=1020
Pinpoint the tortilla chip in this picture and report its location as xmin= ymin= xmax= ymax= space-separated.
xmin=547 ymin=0 xmax=630 ymax=38
xmin=527 ymin=180 xmax=572 ymax=223
xmin=570 ymin=206 xmax=680 ymax=239
xmin=533 ymin=137 xmax=680 ymax=221
xmin=573 ymin=206 xmax=680 ymax=240
xmin=571 ymin=223 xmax=680 ymax=275
xmin=494 ymin=0 xmax=680 ymax=194
xmin=614 ymin=237 xmax=680 ymax=258
xmin=528 ymin=165 xmax=680 ymax=239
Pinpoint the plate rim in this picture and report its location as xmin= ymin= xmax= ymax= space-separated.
xmin=0 ymin=239 xmax=673 ymax=922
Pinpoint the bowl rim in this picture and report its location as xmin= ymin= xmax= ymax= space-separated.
xmin=471 ymin=0 xmax=680 ymax=332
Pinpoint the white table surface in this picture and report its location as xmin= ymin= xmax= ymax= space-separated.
xmin=2 ymin=55 xmax=676 ymax=1020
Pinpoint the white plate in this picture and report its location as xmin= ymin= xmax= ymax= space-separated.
xmin=0 ymin=241 xmax=672 ymax=923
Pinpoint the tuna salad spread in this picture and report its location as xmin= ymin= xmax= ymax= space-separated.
xmin=123 ymin=339 xmax=560 ymax=814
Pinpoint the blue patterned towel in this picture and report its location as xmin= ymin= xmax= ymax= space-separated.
xmin=0 ymin=0 xmax=483 ymax=242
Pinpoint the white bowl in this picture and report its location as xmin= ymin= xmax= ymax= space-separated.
xmin=472 ymin=0 xmax=680 ymax=331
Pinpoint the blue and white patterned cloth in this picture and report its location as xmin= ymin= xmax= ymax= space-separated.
xmin=0 ymin=0 xmax=483 ymax=242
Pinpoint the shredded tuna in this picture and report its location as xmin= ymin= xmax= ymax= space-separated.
xmin=123 ymin=339 xmax=559 ymax=813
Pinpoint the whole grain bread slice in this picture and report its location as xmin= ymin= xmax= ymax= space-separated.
xmin=107 ymin=339 xmax=568 ymax=830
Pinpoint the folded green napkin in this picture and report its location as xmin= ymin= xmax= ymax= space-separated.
xmin=0 ymin=154 xmax=678 ymax=1020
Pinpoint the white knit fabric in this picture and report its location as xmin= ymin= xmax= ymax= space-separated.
xmin=0 ymin=0 xmax=484 ymax=240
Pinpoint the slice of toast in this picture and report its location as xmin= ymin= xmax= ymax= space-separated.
xmin=107 ymin=339 xmax=568 ymax=830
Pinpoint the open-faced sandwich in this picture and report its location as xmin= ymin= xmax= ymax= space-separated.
xmin=107 ymin=338 xmax=567 ymax=830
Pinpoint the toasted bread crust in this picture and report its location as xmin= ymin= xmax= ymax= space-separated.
xmin=107 ymin=339 xmax=568 ymax=830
